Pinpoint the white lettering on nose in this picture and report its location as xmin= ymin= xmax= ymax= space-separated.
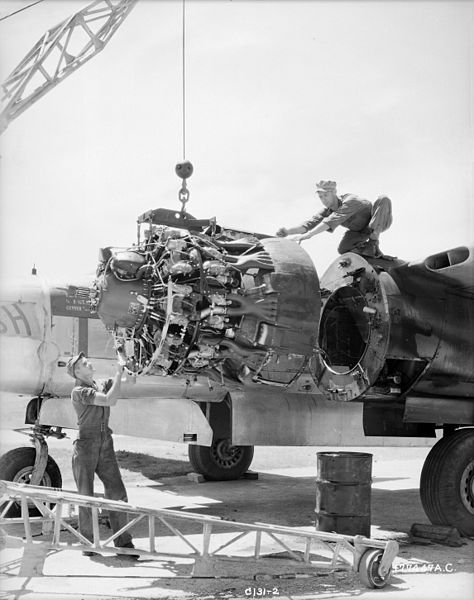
xmin=0 ymin=303 xmax=32 ymax=336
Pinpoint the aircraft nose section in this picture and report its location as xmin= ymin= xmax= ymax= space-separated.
xmin=0 ymin=280 xmax=53 ymax=395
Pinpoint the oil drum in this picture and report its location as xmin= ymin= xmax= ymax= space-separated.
xmin=315 ymin=452 xmax=373 ymax=537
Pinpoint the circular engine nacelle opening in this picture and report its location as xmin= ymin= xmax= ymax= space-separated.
xmin=315 ymin=253 xmax=390 ymax=401
xmin=319 ymin=286 xmax=370 ymax=374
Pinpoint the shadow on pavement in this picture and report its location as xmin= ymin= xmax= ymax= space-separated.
xmin=124 ymin=472 xmax=425 ymax=537
xmin=116 ymin=450 xmax=191 ymax=479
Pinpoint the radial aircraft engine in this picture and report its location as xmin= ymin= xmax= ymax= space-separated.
xmin=93 ymin=208 xmax=320 ymax=386
xmin=92 ymin=209 xmax=474 ymax=535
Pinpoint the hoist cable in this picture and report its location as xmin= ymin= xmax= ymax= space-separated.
xmin=175 ymin=0 xmax=193 ymax=215
xmin=181 ymin=0 xmax=186 ymax=160
xmin=0 ymin=0 xmax=44 ymax=23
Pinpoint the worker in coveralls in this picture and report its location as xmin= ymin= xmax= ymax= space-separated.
xmin=66 ymin=352 xmax=139 ymax=559
xmin=276 ymin=180 xmax=393 ymax=258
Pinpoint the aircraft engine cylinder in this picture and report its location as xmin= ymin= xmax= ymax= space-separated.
xmin=316 ymin=247 xmax=474 ymax=401
xmin=95 ymin=273 xmax=149 ymax=330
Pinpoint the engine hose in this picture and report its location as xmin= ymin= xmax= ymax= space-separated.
xmin=175 ymin=247 xmax=205 ymax=372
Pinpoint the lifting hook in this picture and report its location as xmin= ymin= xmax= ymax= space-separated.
xmin=175 ymin=160 xmax=193 ymax=215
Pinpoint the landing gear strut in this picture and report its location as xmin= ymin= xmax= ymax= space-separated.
xmin=0 ymin=424 xmax=64 ymax=517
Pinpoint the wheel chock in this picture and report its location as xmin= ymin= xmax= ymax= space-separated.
xmin=187 ymin=472 xmax=206 ymax=483
xmin=410 ymin=523 xmax=465 ymax=547
xmin=242 ymin=471 xmax=259 ymax=480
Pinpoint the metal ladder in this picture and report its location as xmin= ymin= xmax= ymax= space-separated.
xmin=0 ymin=480 xmax=398 ymax=587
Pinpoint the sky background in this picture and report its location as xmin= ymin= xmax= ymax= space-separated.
xmin=0 ymin=0 xmax=472 ymax=284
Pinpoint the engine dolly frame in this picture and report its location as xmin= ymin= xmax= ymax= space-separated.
xmin=1 ymin=480 xmax=398 ymax=588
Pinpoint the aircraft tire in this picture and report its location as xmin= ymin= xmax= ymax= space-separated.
xmin=188 ymin=439 xmax=254 ymax=481
xmin=420 ymin=428 xmax=474 ymax=536
xmin=0 ymin=447 xmax=62 ymax=517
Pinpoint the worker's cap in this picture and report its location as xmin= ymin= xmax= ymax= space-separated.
xmin=315 ymin=180 xmax=337 ymax=192
xmin=66 ymin=352 xmax=85 ymax=379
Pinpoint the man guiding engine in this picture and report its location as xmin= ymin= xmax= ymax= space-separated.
xmin=276 ymin=180 xmax=393 ymax=258
xmin=66 ymin=352 xmax=139 ymax=559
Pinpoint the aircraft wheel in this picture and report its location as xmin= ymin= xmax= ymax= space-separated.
xmin=0 ymin=447 xmax=62 ymax=517
xmin=358 ymin=549 xmax=392 ymax=589
xmin=188 ymin=439 xmax=254 ymax=481
xmin=420 ymin=428 xmax=474 ymax=536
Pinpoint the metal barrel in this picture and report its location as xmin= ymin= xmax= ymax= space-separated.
xmin=315 ymin=452 xmax=373 ymax=537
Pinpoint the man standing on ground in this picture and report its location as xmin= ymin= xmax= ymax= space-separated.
xmin=276 ymin=180 xmax=393 ymax=258
xmin=66 ymin=352 xmax=138 ymax=559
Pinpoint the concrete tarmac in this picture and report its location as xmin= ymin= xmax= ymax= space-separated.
xmin=0 ymin=395 xmax=473 ymax=599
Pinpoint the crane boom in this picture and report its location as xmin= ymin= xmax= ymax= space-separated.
xmin=0 ymin=0 xmax=138 ymax=134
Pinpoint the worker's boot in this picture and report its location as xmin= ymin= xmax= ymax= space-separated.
xmin=352 ymin=239 xmax=377 ymax=257
xmin=117 ymin=541 xmax=140 ymax=560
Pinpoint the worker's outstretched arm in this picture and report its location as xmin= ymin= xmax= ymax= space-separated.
xmin=293 ymin=222 xmax=330 ymax=242
xmin=276 ymin=225 xmax=307 ymax=237
xmin=91 ymin=364 xmax=124 ymax=406
xmin=277 ymin=207 xmax=328 ymax=238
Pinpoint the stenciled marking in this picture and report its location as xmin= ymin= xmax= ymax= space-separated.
xmin=0 ymin=303 xmax=33 ymax=336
